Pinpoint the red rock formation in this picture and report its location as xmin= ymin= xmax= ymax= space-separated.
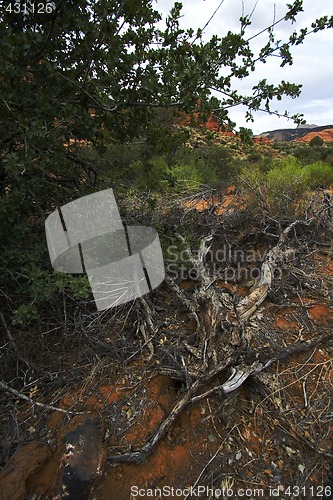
xmin=253 ymin=136 xmax=272 ymax=144
xmin=296 ymin=128 xmax=333 ymax=143
xmin=177 ymin=110 xmax=234 ymax=136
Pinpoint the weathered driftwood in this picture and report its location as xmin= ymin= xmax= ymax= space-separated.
xmin=235 ymin=219 xmax=307 ymax=323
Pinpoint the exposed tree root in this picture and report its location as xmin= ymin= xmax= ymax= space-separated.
xmin=107 ymin=332 xmax=333 ymax=463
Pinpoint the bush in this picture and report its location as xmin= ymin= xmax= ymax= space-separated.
xmin=166 ymin=144 xmax=239 ymax=192
xmin=202 ymin=143 xmax=240 ymax=182
xmin=239 ymin=157 xmax=308 ymax=219
xmin=246 ymin=150 xmax=263 ymax=163
xmin=127 ymin=156 xmax=170 ymax=191
xmin=292 ymin=144 xmax=323 ymax=164
xmin=304 ymin=162 xmax=333 ymax=188
xmin=266 ymin=158 xmax=307 ymax=210
xmin=166 ymin=159 xmax=205 ymax=191
xmin=309 ymin=135 xmax=324 ymax=147
xmin=239 ymin=156 xmax=333 ymax=221
xmin=273 ymin=142 xmax=333 ymax=166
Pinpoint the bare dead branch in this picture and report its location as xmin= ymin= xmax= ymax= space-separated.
xmin=0 ymin=380 xmax=83 ymax=415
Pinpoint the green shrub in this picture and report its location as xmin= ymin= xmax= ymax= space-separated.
xmin=304 ymin=162 xmax=333 ymax=188
xmin=290 ymin=143 xmax=333 ymax=165
xmin=203 ymin=143 xmax=240 ymax=182
xmin=128 ymin=156 xmax=170 ymax=191
xmin=309 ymin=135 xmax=324 ymax=147
xmin=240 ymin=156 xmax=333 ymax=220
xmin=171 ymin=144 xmax=239 ymax=189
xmin=266 ymin=158 xmax=307 ymax=212
xmin=325 ymin=154 xmax=333 ymax=166
xmin=239 ymin=157 xmax=308 ymax=219
xmin=247 ymin=150 xmax=263 ymax=163
xmin=292 ymin=144 xmax=322 ymax=164
xmin=166 ymin=160 xmax=205 ymax=191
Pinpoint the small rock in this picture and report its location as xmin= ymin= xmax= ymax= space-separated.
xmin=285 ymin=446 xmax=295 ymax=457
xmin=0 ymin=441 xmax=52 ymax=500
xmin=60 ymin=417 xmax=105 ymax=500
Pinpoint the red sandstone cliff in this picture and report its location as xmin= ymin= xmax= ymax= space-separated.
xmin=296 ymin=128 xmax=333 ymax=143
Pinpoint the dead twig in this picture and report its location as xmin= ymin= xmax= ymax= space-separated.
xmin=0 ymin=311 xmax=34 ymax=368
xmin=0 ymin=380 xmax=83 ymax=415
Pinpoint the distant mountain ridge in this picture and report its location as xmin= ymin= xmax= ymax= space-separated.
xmin=258 ymin=124 xmax=333 ymax=142
xmin=297 ymin=123 xmax=318 ymax=129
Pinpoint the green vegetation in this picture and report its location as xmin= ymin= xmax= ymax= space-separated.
xmin=273 ymin=140 xmax=333 ymax=165
xmin=2 ymin=113 xmax=333 ymax=325
xmin=309 ymin=135 xmax=325 ymax=147
xmin=1 ymin=1 xmax=333 ymax=324
xmin=239 ymin=154 xmax=333 ymax=219
xmin=304 ymin=161 xmax=333 ymax=187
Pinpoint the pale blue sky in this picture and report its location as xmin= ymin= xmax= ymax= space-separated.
xmin=155 ymin=0 xmax=333 ymax=134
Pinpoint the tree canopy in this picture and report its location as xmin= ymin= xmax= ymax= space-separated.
xmin=0 ymin=0 xmax=332 ymax=322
